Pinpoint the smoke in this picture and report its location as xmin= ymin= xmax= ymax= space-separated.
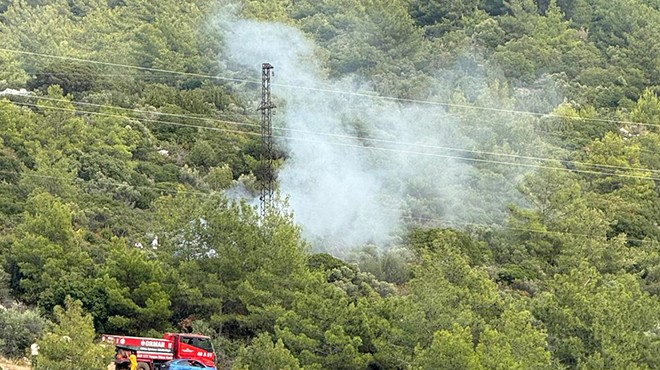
xmin=221 ymin=17 xmax=556 ymax=252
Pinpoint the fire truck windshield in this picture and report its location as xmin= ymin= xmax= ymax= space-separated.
xmin=180 ymin=336 xmax=214 ymax=353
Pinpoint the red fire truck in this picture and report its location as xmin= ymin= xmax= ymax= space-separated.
xmin=102 ymin=333 xmax=216 ymax=370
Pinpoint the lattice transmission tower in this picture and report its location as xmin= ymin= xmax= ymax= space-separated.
xmin=257 ymin=63 xmax=275 ymax=217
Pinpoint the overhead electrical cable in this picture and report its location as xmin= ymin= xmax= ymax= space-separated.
xmin=13 ymin=94 xmax=660 ymax=176
xmin=11 ymin=101 xmax=660 ymax=182
xmin=24 ymin=95 xmax=263 ymax=129
xmin=0 ymin=166 xmax=652 ymax=244
xmin=1 ymin=47 xmax=654 ymax=128
xmin=13 ymin=101 xmax=258 ymax=137
xmin=401 ymin=214 xmax=653 ymax=245
xmin=0 ymin=48 xmax=253 ymax=84
xmin=0 ymin=169 xmax=217 ymax=198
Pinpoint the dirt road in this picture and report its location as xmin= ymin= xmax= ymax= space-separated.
xmin=0 ymin=361 xmax=30 ymax=370
xmin=0 ymin=360 xmax=114 ymax=370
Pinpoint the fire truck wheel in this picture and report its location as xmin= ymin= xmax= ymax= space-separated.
xmin=137 ymin=362 xmax=150 ymax=370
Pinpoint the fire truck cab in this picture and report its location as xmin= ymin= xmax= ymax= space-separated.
xmin=102 ymin=333 xmax=216 ymax=370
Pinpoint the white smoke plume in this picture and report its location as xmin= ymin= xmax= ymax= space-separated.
xmin=221 ymin=17 xmax=555 ymax=253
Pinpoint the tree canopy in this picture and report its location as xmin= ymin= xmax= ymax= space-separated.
xmin=0 ymin=0 xmax=660 ymax=369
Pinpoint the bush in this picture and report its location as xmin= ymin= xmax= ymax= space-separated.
xmin=0 ymin=305 xmax=46 ymax=359
xmin=37 ymin=297 xmax=114 ymax=370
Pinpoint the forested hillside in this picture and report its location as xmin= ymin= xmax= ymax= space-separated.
xmin=1 ymin=0 xmax=660 ymax=369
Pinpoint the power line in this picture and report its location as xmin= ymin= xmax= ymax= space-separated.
xmin=23 ymin=95 xmax=262 ymax=129
xmin=0 ymin=169 xmax=214 ymax=198
xmin=7 ymin=93 xmax=600 ymax=163
xmin=0 ymin=48 xmax=255 ymax=85
xmin=401 ymin=214 xmax=654 ymax=245
xmin=14 ymin=101 xmax=258 ymax=137
xmin=1 ymin=47 xmax=654 ymax=128
xmin=13 ymin=94 xmax=660 ymax=176
xmin=11 ymin=101 xmax=660 ymax=182
xmin=4 ymin=52 xmax=656 ymax=247
xmin=1 ymin=166 xmax=652 ymax=245
xmin=12 ymin=101 xmax=660 ymax=181
xmin=9 ymin=97 xmax=367 ymax=140
xmin=29 ymin=72 xmax=199 ymax=77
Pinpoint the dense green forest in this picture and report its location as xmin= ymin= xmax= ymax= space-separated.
xmin=1 ymin=0 xmax=660 ymax=369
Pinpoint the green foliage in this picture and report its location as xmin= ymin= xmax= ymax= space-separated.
xmin=534 ymin=264 xmax=660 ymax=369
xmin=98 ymin=247 xmax=172 ymax=335
xmin=189 ymin=140 xmax=217 ymax=168
xmin=537 ymin=103 xmax=613 ymax=150
xmin=411 ymin=324 xmax=482 ymax=370
xmin=407 ymin=228 xmax=491 ymax=265
xmin=27 ymin=62 xmax=100 ymax=95
xmin=274 ymin=287 xmax=377 ymax=369
xmin=578 ymin=132 xmax=660 ymax=244
xmin=289 ymin=0 xmax=428 ymax=97
xmin=631 ymin=89 xmax=660 ymax=131
xmin=37 ymin=297 xmax=114 ymax=370
xmin=8 ymin=191 xmax=95 ymax=310
xmin=0 ymin=305 xmax=46 ymax=359
xmin=348 ymin=246 xmax=414 ymax=284
xmin=408 ymin=0 xmax=481 ymax=37
xmin=1 ymin=0 xmax=660 ymax=368
xmin=494 ymin=4 xmax=600 ymax=83
xmin=475 ymin=307 xmax=553 ymax=369
xmin=204 ymin=164 xmax=234 ymax=191
xmin=232 ymin=333 xmax=302 ymax=370
xmin=556 ymin=0 xmax=591 ymax=27
xmin=0 ymin=51 xmax=30 ymax=89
